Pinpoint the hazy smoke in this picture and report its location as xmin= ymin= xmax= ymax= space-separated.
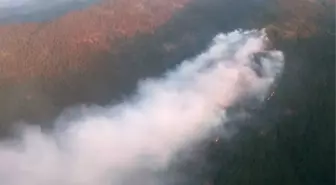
xmin=0 ymin=29 xmax=284 ymax=185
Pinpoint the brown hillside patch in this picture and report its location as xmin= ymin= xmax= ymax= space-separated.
xmin=0 ymin=0 xmax=190 ymax=83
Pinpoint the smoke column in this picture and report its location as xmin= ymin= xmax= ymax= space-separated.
xmin=0 ymin=29 xmax=284 ymax=185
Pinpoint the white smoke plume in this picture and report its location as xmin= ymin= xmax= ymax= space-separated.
xmin=0 ymin=29 xmax=284 ymax=185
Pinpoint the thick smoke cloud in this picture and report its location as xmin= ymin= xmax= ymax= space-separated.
xmin=0 ymin=29 xmax=284 ymax=185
